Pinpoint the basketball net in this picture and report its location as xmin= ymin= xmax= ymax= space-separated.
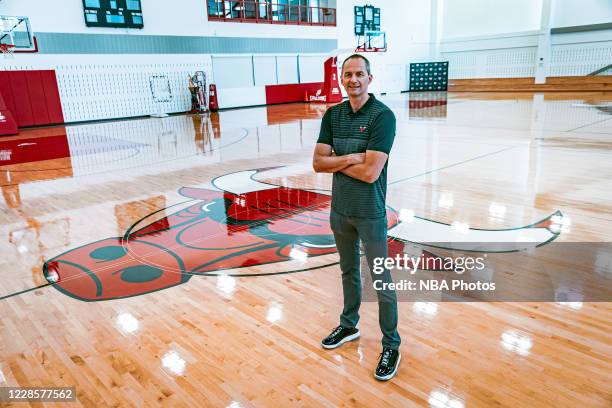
xmin=0 ymin=43 xmax=15 ymax=58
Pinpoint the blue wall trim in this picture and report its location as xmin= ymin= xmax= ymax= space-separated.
xmin=35 ymin=33 xmax=337 ymax=54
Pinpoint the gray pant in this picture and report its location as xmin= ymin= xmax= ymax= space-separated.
xmin=330 ymin=209 xmax=401 ymax=350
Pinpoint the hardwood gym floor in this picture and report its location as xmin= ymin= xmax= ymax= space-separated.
xmin=0 ymin=92 xmax=610 ymax=407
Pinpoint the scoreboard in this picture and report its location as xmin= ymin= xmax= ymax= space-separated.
xmin=354 ymin=5 xmax=380 ymax=35
xmin=82 ymin=0 xmax=144 ymax=28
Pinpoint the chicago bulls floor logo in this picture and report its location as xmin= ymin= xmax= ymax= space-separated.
xmin=43 ymin=168 xmax=563 ymax=301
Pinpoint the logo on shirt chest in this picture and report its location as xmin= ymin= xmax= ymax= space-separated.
xmin=359 ymin=126 xmax=367 ymax=132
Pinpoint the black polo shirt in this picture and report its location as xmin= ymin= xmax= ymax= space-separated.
xmin=317 ymin=94 xmax=396 ymax=218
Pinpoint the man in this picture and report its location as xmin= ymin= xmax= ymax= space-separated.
xmin=312 ymin=54 xmax=401 ymax=381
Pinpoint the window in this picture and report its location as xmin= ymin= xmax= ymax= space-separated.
xmin=126 ymin=0 xmax=140 ymax=10
xmin=85 ymin=11 xmax=98 ymax=22
xmin=106 ymin=13 xmax=125 ymax=23
xmin=206 ymin=0 xmax=336 ymax=26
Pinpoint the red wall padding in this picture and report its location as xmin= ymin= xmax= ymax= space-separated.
xmin=0 ymin=133 xmax=70 ymax=165
xmin=0 ymin=70 xmax=64 ymax=129
xmin=0 ymin=92 xmax=19 ymax=135
xmin=0 ymin=73 xmax=16 ymax=114
xmin=27 ymin=71 xmax=51 ymax=125
xmin=0 ymin=82 xmax=10 ymax=110
xmin=0 ymin=110 xmax=19 ymax=136
xmin=8 ymin=71 xmax=33 ymax=126
xmin=265 ymin=82 xmax=324 ymax=105
xmin=41 ymin=71 xmax=64 ymax=124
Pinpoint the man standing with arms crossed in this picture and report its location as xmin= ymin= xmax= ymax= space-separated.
xmin=312 ymin=54 xmax=401 ymax=381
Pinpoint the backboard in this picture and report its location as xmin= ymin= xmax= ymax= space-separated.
xmin=356 ymin=30 xmax=387 ymax=53
xmin=0 ymin=16 xmax=38 ymax=53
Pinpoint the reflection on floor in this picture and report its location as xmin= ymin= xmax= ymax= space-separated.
xmin=0 ymin=92 xmax=611 ymax=407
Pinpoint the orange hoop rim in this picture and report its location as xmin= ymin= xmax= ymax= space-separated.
xmin=0 ymin=43 xmax=16 ymax=56
xmin=355 ymin=46 xmax=387 ymax=53
xmin=0 ymin=43 xmax=16 ymax=50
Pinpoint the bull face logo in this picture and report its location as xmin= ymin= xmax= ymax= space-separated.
xmin=43 ymin=169 xmax=399 ymax=301
xmin=43 ymin=168 xmax=562 ymax=301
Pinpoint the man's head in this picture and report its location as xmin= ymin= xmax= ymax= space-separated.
xmin=341 ymin=54 xmax=372 ymax=98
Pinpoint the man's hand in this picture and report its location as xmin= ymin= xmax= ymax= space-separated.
xmin=336 ymin=152 xmax=365 ymax=165
xmin=313 ymin=144 xmax=365 ymax=173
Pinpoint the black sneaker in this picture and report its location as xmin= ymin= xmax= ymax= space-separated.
xmin=321 ymin=325 xmax=360 ymax=349
xmin=374 ymin=348 xmax=401 ymax=381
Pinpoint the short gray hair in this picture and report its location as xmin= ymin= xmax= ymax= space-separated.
xmin=341 ymin=54 xmax=371 ymax=75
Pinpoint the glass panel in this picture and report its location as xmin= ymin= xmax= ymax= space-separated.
xmin=244 ymin=1 xmax=256 ymax=19
xmin=84 ymin=0 xmax=101 ymax=7
xmin=310 ymin=7 xmax=319 ymax=23
xmin=259 ymin=2 xmax=269 ymax=19
xmin=126 ymin=0 xmax=141 ymax=11
xmin=288 ymin=5 xmax=299 ymax=22
xmin=300 ymin=4 xmax=308 ymax=22
xmin=106 ymin=14 xmax=125 ymax=23
xmin=229 ymin=1 xmax=241 ymax=18
xmin=323 ymin=8 xmax=334 ymax=24
xmin=208 ymin=0 xmax=222 ymax=16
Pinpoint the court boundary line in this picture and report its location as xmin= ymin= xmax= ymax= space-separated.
xmin=0 ymin=283 xmax=52 ymax=301
xmin=396 ymin=117 xmax=612 ymax=135
xmin=564 ymin=117 xmax=611 ymax=132
xmin=389 ymin=145 xmax=519 ymax=186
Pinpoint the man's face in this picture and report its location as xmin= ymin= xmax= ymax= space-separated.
xmin=341 ymin=58 xmax=372 ymax=98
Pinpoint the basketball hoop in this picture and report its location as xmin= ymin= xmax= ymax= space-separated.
xmin=1 ymin=16 xmax=38 ymax=54
xmin=0 ymin=43 xmax=15 ymax=58
xmin=355 ymin=31 xmax=387 ymax=53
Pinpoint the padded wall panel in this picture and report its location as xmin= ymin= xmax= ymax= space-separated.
xmin=0 ymin=110 xmax=19 ymax=136
xmin=217 ymin=86 xmax=266 ymax=109
xmin=265 ymin=82 xmax=323 ymax=105
xmin=9 ymin=72 xmax=35 ymax=126
xmin=26 ymin=71 xmax=52 ymax=126
xmin=0 ymin=70 xmax=64 ymax=128
xmin=276 ymin=56 xmax=299 ymax=85
xmin=0 ymin=72 xmax=16 ymax=120
xmin=0 ymin=75 xmax=19 ymax=135
xmin=40 ymin=70 xmax=65 ymax=124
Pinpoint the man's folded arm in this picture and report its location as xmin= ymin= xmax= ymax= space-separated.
xmin=340 ymin=149 xmax=388 ymax=183
xmin=341 ymin=110 xmax=395 ymax=183
xmin=313 ymin=143 xmax=364 ymax=173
